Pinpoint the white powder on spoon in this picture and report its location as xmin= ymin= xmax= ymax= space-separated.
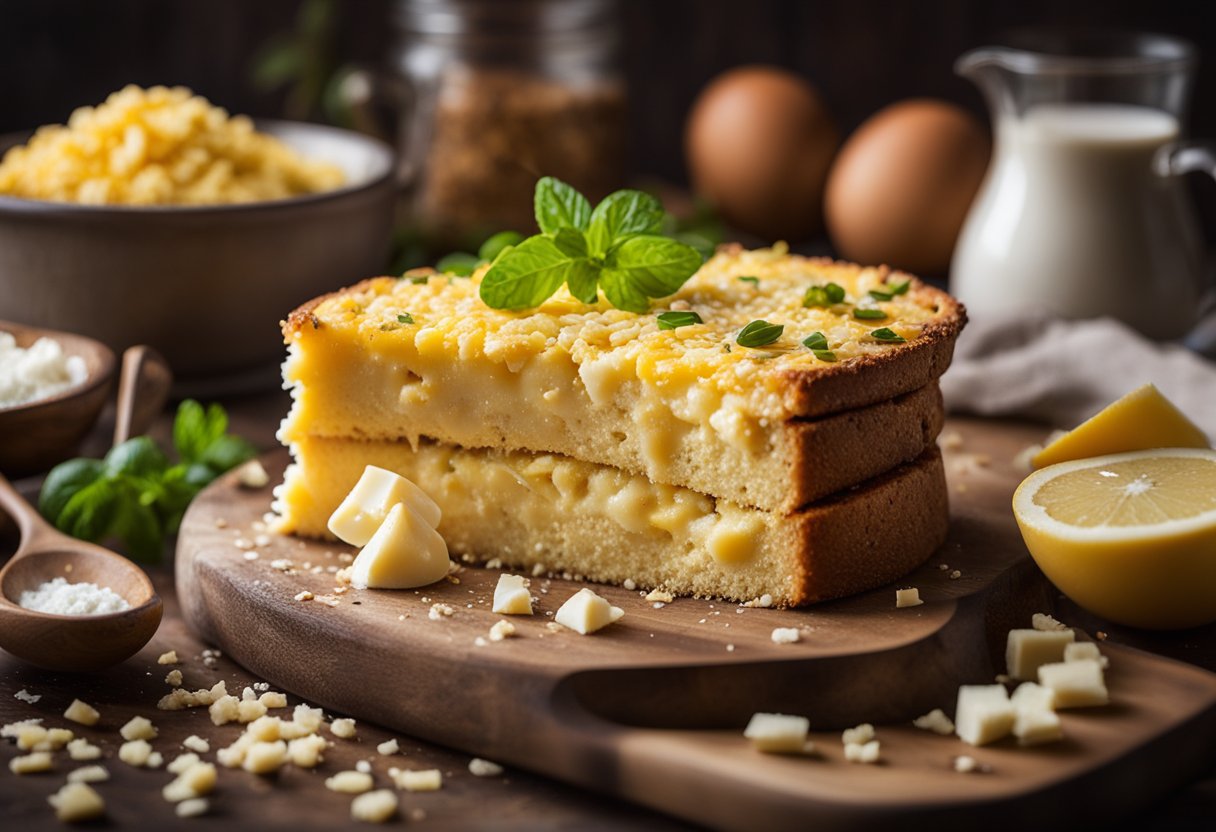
xmin=18 ymin=577 xmax=131 ymax=615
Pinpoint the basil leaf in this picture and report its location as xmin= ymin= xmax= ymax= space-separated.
xmin=553 ymin=227 xmax=589 ymax=259
xmin=534 ymin=176 xmax=591 ymax=234
xmin=104 ymin=436 xmax=168 ymax=478
xmin=436 ymin=252 xmax=480 ymax=277
xmin=200 ymin=435 xmax=257 ymax=474
xmin=803 ymin=282 xmax=846 ymax=307
xmin=397 ymin=313 xmax=414 ymax=324
xmin=565 ymin=259 xmax=601 ymax=305
xmin=603 ymin=236 xmax=702 ymax=300
xmin=39 ymin=458 xmax=106 ymax=523
xmin=853 ymin=308 xmax=888 ymax=320
xmin=657 ymin=310 xmax=703 ymax=330
xmin=737 ymin=320 xmax=784 ymax=348
xmin=113 ymin=498 xmax=163 ymax=561
xmin=479 ymin=235 xmax=575 ymax=310
xmin=870 ymin=327 xmax=907 ymax=343
xmin=478 ymin=231 xmax=524 ymax=262
xmin=586 ymin=189 xmax=665 ymax=256
xmin=56 ymin=477 xmax=120 ymax=543
xmin=802 ymin=331 xmax=829 ymax=351
xmin=173 ymin=400 xmax=227 ymax=465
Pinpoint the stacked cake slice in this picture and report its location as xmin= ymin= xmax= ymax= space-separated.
xmin=274 ymin=245 xmax=966 ymax=605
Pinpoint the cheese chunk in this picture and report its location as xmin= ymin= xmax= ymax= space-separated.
xmin=328 ymin=465 xmax=442 ymax=547
xmin=955 ymin=684 xmax=1015 ymax=746
xmin=48 ymin=782 xmax=105 ymax=822
xmin=492 ymin=574 xmax=533 ymax=615
xmin=1064 ymin=641 xmax=1109 ymax=668
xmin=743 ymin=713 xmax=811 ymax=754
xmin=350 ymin=502 xmax=450 ymax=590
xmin=895 ymin=587 xmax=923 ymax=608
xmin=1005 ymin=628 xmax=1075 ymax=681
xmin=1010 ymin=682 xmax=1063 ymax=746
xmin=1038 ymin=659 xmax=1109 ymax=708
xmin=554 ymin=588 xmax=624 ymax=635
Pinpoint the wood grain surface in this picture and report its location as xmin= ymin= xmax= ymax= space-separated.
xmin=174 ymin=419 xmax=1216 ymax=831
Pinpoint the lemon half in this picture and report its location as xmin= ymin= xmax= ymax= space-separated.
xmin=1013 ymin=448 xmax=1216 ymax=630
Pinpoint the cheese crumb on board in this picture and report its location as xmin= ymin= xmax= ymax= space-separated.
xmin=743 ymin=712 xmax=811 ymax=754
xmin=1064 ymin=641 xmax=1109 ymax=668
xmin=209 ymin=695 xmax=240 ymax=726
xmin=67 ymin=738 xmax=102 ymax=761
xmin=469 ymin=758 xmax=504 ymax=777
xmin=63 ymin=699 xmax=100 ymax=726
xmin=554 ymin=588 xmax=624 ymax=634
xmin=645 ymin=589 xmax=675 ymax=604
xmin=844 ymin=740 xmax=881 ymax=764
xmin=165 ymin=669 xmax=183 ymax=686
xmin=14 ymin=688 xmax=41 ymax=704
xmin=120 ymin=716 xmax=158 ymax=741
xmin=770 ymin=627 xmax=800 ymax=644
xmin=243 ymin=740 xmax=289 ymax=774
xmin=9 ymin=751 xmax=53 ymax=774
xmin=1005 ymin=628 xmax=1075 ymax=680
xmin=326 ymin=770 xmax=374 ymax=794
xmin=953 ymin=755 xmax=981 ymax=773
xmin=955 ymin=685 xmax=1015 ymax=746
xmin=1032 ymin=613 xmax=1069 ymax=632
xmin=168 ymin=753 xmax=201 ymax=775
xmin=488 ymin=620 xmax=517 ymax=642
xmin=392 ymin=768 xmax=443 ymax=791
xmin=428 ymin=603 xmax=455 ymax=621
xmin=492 ymin=574 xmax=533 ymax=615
xmin=331 ymin=718 xmax=358 ymax=739
xmin=118 ymin=739 xmax=161 ymax=767
xmin=163 ymin=762 xmax=218 ymax=802
xmin=351 ymin=789 xmax=398 ymax=823
xmin=47 ymin=782 xmax=106 ymax=822
xmin=183 ymin=735 xmax=210 ymax=754
xmin=158 ymin=650 xmax=179 ymax=665
xmin=158 ymin=680 xmax=227 ymax=711
xmin=237 ymin=459 xmax=271 ymax=488
xmin=67 ymin=764 xmax=109 ymax=783
xmin=912 ymin=708 xmax=954 ymax=735
xmin=177 ymin=798 xmax=210 ymax=818
xmin=259 ymin=691 xmax=289 ymax=709
xmin=288 ymin=734 xmax=330 ymax=768
xmin=377 ymin=739 xmax=399 ymax=756
xmin=1038 ymin=659 xmax=1109 ymax=708
xmin=895 ymin=587 xmax=923 ymax=608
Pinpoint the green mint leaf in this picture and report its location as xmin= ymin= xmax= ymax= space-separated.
xmin=479 ymin=235 xmax=576 ymax=310
xmin=200 ymin=435 xmax=257 ymax=474
xmin=478 ymin=231 xmax=524 ymax=262
xmin=565 ymin=259 xmax=601 ymax=304
xmin=738 ymin=276 xmax=759 ymax=285
xmin=737 ymin=320 xmax=784 ymax=348
xmin=870 ymin=327 xmax=907 ymax=343
xmin=173 ymin=400 xmax=226 ymax=465
xmin=39 ymin=458 xmax=106 ymax=523
xmin=104 ymin=436 xmax=169 ymax=479
xmin=534 ymin=176 xmax=591 ymax=234
xmin=599 ymin=268 xmax=652 ymax=313
xmin=853 ymin=308 xmax=888 ymax=320
xmin=803 ymin=282 xmax=846 ymax=307
xmin=802 ymin=331 xmax=829 ymax=351
xmin=436 ymin=252 xmax=480 ymax=277
xmin=56 ymin=478 xmax=120 ymax=543
xmin=603 ymin=236 xmax=702 ymax=300
xmin=112 ymin=497 xmax=164 ymax=561
xmin=553 ymin=227 xmax=589 ymax=259
xmin=586 ymin=189 xmax=665 ymax=256
xmin=657 ymin=310 xmax=703 ymax=330
xmin=397 ymin=313 xmax=414 ymax=324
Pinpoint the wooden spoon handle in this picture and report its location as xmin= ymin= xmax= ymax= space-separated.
xmin=112 ymin=346 xmax=173 ymax=447
xmin=0 ymin=470 xmax=56 ymax=555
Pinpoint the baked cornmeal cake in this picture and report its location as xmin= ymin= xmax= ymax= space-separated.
xmin=273 ymin=244 xmax=965 ymax=605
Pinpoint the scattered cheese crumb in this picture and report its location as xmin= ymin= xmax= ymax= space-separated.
xmin=895 ymin=588 xmax=923 ymax=608
xmin=954 ymin=755 xmax=980 ymax=773
xmin=770 ymin=627 xmax=800 ymax=645
xmin=243 ymin=740 xmax=288 ymax=774
xmin=377 ymin=739 xmax=399 ymax=756
xmin=326 ymin=770 xmax=374 ymax=794
xmin=168 ymin=753 xmax=201 ymax=775
xmin=238 ymin=699 xmax=268 ymax=723
xmin=351 ymin=789 xmax=398 ymax=823
xmin=67 ymin=738 xmax=101 ymax=761
xmin=468 ymin=758 xmax=504 ymax=777
xmin=165 ymin=669 xmax=183 ymax=686
xmin=288 ymin=734 xmax=330 ymax=768
xmin=208 ymin=695 xmax=240 ymax=726
xmin=743 ymin=713 xmax=812 ymax=754
xmin=645 ymin=589 xmax=675 ymax=604
xmin=1064 ymin=641 xmax=1109 ymax=668
xmin=295 ymin=590 xmax=315 ymax=602
xmin=391 ymin=768 xmax=442 ymax=791
xmin=237 ymin=459 xmax=270 ymax=488
xmin=429 ymin=603 xmax=455 ymax=621
xmin=912 ymin=708 xmax=955 ymax=735
xmin=163 ymin=762 xmax=218 ymax=802
xmin=158 ymin=650 xmax=179 ymax=665
xmin=177 ymin=798 xmax=210 ymax=818
xmin=844 ymin=739 xmax=881 ymax=764
xmin=14 ymin=688 xmax=41 ymax=704
xmin=949 ymin=570 xmax=962 ymax=580
xmin=744 ymin=594 xmax=774 ymax=608
xmin=64 ymin=699 xmax=100 ymax=726
xmin=356 ymin=759 xmax=372 ymax=774
xmin=1032 ymin=613 xmax=1069 ymax=632
xmin=489 ymin=620 xmax=517 ymax=642
xmin=119 ymin=740 xmax=155 ymax=767
xmin=331 ymin=718 xmax=358 ymax=739
xmin=260 ymin=691 xmax=289 ymax=709
xmin=120 ymin=716 xmax=158 ymax=741
xmin=158 ymin=680 xmax=227 ymax=711
xmin=10 ymin=751 xmax=53 ymax=774
xmin=47 ymin=782 xmax=106 ymax=822
xmin=842 ymin=724 xmax=875 ymax=745
xmin=67 ymin=764 xmax=109 ymax=783
xmin=182 ymin=735 xmax=210 ymax=754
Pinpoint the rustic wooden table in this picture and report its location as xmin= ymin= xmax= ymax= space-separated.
xmin=2 ymin=389 xmax=1214 ymax=829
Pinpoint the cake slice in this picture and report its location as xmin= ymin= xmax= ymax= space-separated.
xmin=279 ymin=245 xmax=964 ymax=512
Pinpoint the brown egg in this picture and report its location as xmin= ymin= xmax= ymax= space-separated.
xmin=825 ymin=99 xmax=990 ymax=275
xmin=686 ymin=66 xmax=839 ymax=241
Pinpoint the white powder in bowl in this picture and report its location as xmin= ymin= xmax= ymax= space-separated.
xmin=19 ymin=578 xmax=131 ymax=616
xmin=0 ymin=332 xmax=89 ymax=408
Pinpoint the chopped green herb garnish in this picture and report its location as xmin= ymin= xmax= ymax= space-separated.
xmin=802 ymin=331 xmax=829 ymax=351
xmin=870 ymin=327 xmax=907 ymax=343
xmin=397 ymin=313 xmax=415 ymax=324
xmin=737 ymin=319 xmax=783 ymax=348
xmin=868 ymin=279 xmax=910 ymax=301
xmin=657 ymin=310 xmax=703 ymax=330
xmin=409 ymin=276 xmax=430 ymax=285
xmin=803 ymin=282 xmax=846 ymax=308
xmin=813 ymin=349 xmax=837 ymax=361
xmin=853 ymin=308 xmax=888 ymax=320
xmin=738 ymin=275 xmax=760 ymax=285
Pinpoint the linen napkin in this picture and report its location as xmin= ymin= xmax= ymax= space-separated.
xmin=940 ymin=311 xmax=1216 ymax=440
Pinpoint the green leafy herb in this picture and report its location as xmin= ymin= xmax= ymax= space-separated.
xmin=409 ymin=275 xmax=430 ymax=285
xmin=870 ymin=327 xmax=907 ymax=343
xmin=868 ymin=279 xmax=911 ymax=301
xmin=853 ymin=308 xmax=888 ymax=320
xmin=738 ymin=275 xmax=760 ymax=286
xmin=737 ymin=320 xmax=784 ymax=348
xmin=397 ymin=313 xmax=414 ymax=324
xmin=39 ymin=401 xmax=256 ymax=561
xmin=435 ymin=252 xmax=481 ymax=277
xmin=801 ymin=331 xmax=837 ymax=361
xmin=478 ymin=231 xmax=525 ymax=262
xmin=480 ymin=177 xmax=703 ymax=312
xmin=657 ymin=310 xmax=704 ymax=330
xmin=803 ymin=282 xmax=846 ymax=308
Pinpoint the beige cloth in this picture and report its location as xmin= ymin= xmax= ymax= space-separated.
xmin=940 ymin=312 xmax=1216 ymax=439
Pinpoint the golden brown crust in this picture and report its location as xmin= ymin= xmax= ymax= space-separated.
xmin=281 ymin=276 xmax=395 ymax=340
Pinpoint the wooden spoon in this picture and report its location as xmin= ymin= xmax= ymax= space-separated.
xmin=0 ymin=472 xmax=163 ymax=672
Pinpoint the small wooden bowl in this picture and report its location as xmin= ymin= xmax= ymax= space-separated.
xmin=0 ymin=321 xmax=117 ymax=478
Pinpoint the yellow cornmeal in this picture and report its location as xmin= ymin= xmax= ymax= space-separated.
xmin=0 ymin=85 xmax=344 ymax=205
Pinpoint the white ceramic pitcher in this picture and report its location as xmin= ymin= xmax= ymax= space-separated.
xmin=951 ymin=32 xmax=1215 ymax=340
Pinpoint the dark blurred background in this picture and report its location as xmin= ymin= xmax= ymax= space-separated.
xmin=4 ymin=0 xmax=1216 ymax=187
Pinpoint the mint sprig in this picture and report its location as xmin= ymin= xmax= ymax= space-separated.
xmin=480 ymin=177 xmax=703 ymax=313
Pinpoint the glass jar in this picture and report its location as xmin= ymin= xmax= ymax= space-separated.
xmin=388 ymin=0 xmax=626 ymax=244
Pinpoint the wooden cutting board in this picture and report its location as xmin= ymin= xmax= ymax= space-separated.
xmin=176 ymin=419 xmax=1216 ymax=831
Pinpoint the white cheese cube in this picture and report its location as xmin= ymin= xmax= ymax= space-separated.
xmin=492 ymin=574 xmax=533 ymax=615
xmin=912 ymin=708 xmax=954 ymax=735
xmin=742 ymin=713 xmax=810 ymax=753
xmin=1013 ymin=705 xmax=1063 ymax=746
xmin=350 ymin=502 xmax=450 ymax=590
xmin=328 ymin=466 xmax=442 ymax=547
xmin=47 ymin=782 xmax=105 ymax=822
xmin=554 ymin=588 xmax=624 ymax=634
xmin=844 ymin=740 xmax=881 ymax=764
xmin=351 ymin=789 xmax=398 ymax=823
xmin=1005 ymin=628 xmax=1075 ymax=680
xmin=1064 ymin=641 xmax=1109 ymax=668
xmin=955 ymin=684 xmax=1015 ymax=746
xmin=895 ymin=588 xmax=923 ymax=608
xmin=1010 ymin=681 xmax=1055 ymax=712
xmin=1038 ymin=659 xmax=1109 ymax=708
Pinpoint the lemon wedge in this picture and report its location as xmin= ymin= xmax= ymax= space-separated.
xmin=1032 ymin=384 xmax=1209 ymax=469
xmin=1013 ymin=448 xmax=1216 ymax=629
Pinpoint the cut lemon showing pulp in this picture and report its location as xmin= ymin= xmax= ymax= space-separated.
xmin=1014 ymin=448 xmax=1216 ymax=630
xmin=1032 ymin=383 xmax=1209 ymax=469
